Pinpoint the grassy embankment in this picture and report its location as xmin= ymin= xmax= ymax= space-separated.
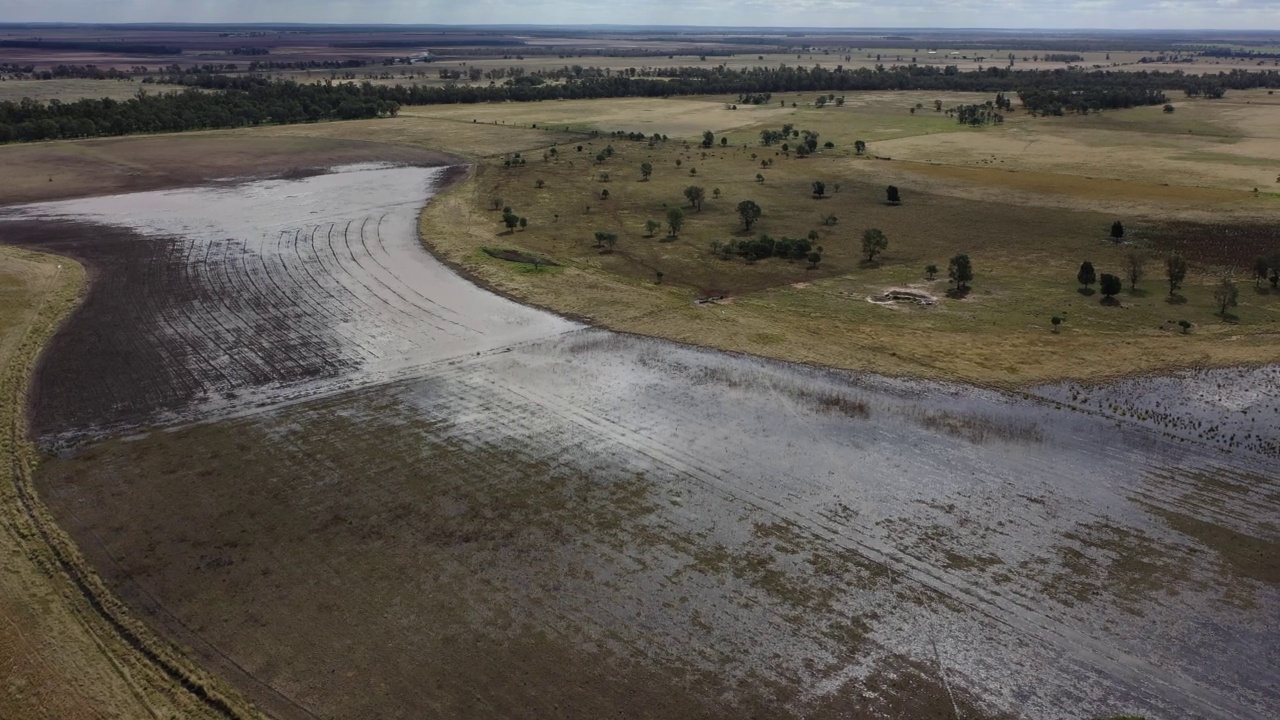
xmin=0 ymin=246 xmax=261 ymax=719
xmin=416 ymin=93 xmax=1280 ymax=386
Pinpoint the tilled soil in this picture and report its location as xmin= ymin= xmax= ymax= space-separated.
xmin=14 ymin=166 xmax=1278 ymax=720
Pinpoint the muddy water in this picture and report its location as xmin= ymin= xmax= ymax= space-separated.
xmin=9 ymin=166 xmax=1278 ymax=719
xmin=2 ymin=164 xmax=575 ymax=441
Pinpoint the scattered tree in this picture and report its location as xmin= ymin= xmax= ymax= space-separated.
xmin=655 ymin=269 xmax=665 ymax=284
xmin=502 ymin=209 xmax=520 ymax=233
xmin=1178 ymin=319 xmax=1192 ymax=333
xmin=861 ymin=228 xmax=888 ymax=262
xmin=1252 ymin=256 xmax=1269 ymax=287
xmin=712 ymin=187 xmax=721 ymax=199
xmin=1125 ymin=250 xmax=1145 ymax=290
xmin=854 ymin=140 xmax=867 ymax=155
xmin=948 ymin=253 xmax=974 ymax=291
xmin=534 ymin=178 xmax=545 ymax=189
xmin=822 ymin=214 xmax=838 ymax=226
xmin=1163 ymin=104 xmax=1175 ymax=113
xmin=702 ymin=130 xmax=715 ymax=148
xmin=491 ymin=196 xmax=504 ymax=210
xmin=1051 ymin=316 xmax=1063 ymax=333
xmin=737 ymin=200 xmax=762 ymax=231
xmin=1166 ymin=253 xmax=1188 ymax=295
xmin=886 ymin=185 xmax=901 ymax=204
xmin=807 ymin=251 xmax=822 ymax=269
xmin=595 ymin=152 xmax=606 ymax=163
xmin=640 ymin=162 xmax=653 ymax=180
xmin=925 ymin=264 xmax=939 ymax=280
xmin=1213 ymin=277 xmax=1239 ymax=316
xmin=1077 ymin=260 xmax=1097 ymax=290
xmin=1099 ymin=273 xmax=1122 ymax=301
xmin=594 ymin=230 xmax=618 ymax=252
xmin=600 ymin=188 xmax=610 ymax=200
xmin=518 ymin=217 xmax=528 ymax=230
xmin=644 ymin=219 xmax=660 ymax=237
xmin=666 ymin=207 xmax=685 ymax=238
xmin=684 ymin=185 xmax=706 ymax=210
xmin=1110 ymin=220 xmax=1125 ymax=241
xmin=812 ymin=180 xmax=826 ymax=198
xmin=755 ymin=173 xmax=765 ymax=183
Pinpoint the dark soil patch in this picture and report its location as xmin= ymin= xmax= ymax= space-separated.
xmin=1147 ymin=221 xmax=1280 ymax=269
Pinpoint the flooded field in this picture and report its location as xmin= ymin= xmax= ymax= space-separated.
xmin=7 ymin=167 xmax=1277 ymax=720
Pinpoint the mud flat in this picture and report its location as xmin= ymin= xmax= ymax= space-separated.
xmin=8 ymin=168 xmax=1277 ymax=720
xmin=2 ymin=163 xmax=575 ymax=444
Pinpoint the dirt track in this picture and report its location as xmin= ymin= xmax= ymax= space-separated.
xmin=9 ymin=166 xmax=1277 ymax=720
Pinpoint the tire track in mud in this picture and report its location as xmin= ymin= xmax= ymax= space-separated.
xmin=321 ymin=219 xmax=452 ymax=342
xmin=474 ymin=372 xmax=1268 ymax=720
xmin=363 ymin=213 xmax=478 ymax=333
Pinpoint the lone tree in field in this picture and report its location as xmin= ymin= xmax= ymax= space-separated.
xmin=1077 ymin=260 xmax=1097 ymax=290
xmin=644 ymin=219 xmax=660 ymax=237
xmin=666 ymin=207 xmax=685 ymax=238
xmin=812 ymin=180 xmax=826 ymax=198
xmin=684 ymin=185 xmax=706 ymax=210
xmin=1110 ymin=221 xmax=1125 ymax=242
xmin=854 ymin=140 xmax=867 ymax=155
xmin=1125 ymin=251 xmax=1145 ymax=290
xmin=1213 ymin=277 xmax=1239 ymax=316
xmin=594 ymin=231 xmax=618 ymax=252
xmin=491 ymin=196 xmax=504 ymax=210
xmin=756 ymin=173 xmax=765 ymax=183
xmin=519 ymin=217 xmax=528 ymax=231
xmin=1253 ymin=257 xmax=1269 ymax=287
xmin=1051 ymin=316 xmax=1063 ymax=333
xmin=886 ymin=185 xmax=901 ymax=204
xmin=948 ymin=253 xmax=973 ymax=292
xmin=737 ymin=200 xmax=762 ymax=232
xmin=807 ymin=251 xmax=822 ymax=269
xmin=1099 ymin=273 xmax=1122 ymax=301
xmin=702 ymin=130 xmax=715 ymax=148
xmin=640 ymin=162 xmax=653 ymax=180
xmin=925 ymin=264 xmax=939 ymax=280
xmin=1166 ymin=253 xmax=1188 ymax=295
xmin=862 ymin=229 xmax=888 ymax=262
xmin=1178 ymin=319 xmax=1192 ymax=334
xmin=502 ymin=209 xmax=520 ymax=233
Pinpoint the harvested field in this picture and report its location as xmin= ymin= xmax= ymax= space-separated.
xmin=9 ymin=166 xmax=1277 ymax=720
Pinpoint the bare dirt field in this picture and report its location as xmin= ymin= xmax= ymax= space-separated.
xmin=7 ymin=166 xmax=1276 ymax=720
xmin=0 ymin=133 xmax=463 ymax=206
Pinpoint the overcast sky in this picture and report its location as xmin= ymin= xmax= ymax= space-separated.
xmin=3 ymin=1 xmax=1278 ymax=31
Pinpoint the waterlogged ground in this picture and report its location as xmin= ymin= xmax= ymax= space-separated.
xmin=9 ymin=167 xmax=1277 ymax=720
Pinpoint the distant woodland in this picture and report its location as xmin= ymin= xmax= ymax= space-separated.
xmin=2 ymin=64 xmax=1277 ymax=143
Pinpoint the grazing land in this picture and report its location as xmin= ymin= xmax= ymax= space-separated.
xmin=0 ymin=23 xmax=1278 ymax=720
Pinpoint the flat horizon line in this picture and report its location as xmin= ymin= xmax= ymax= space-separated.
xmin=0 ymin=23 xmax=1276 ymax=34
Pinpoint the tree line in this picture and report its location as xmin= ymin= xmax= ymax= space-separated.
xmin=2 ymin=63 xmax=1278 ymax=145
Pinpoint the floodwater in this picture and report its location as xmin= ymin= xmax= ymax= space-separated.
xmin=7 ymin=165 xmax=1277 ymax=720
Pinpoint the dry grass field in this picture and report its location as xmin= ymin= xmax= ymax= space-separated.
xmin=0 ymin=78 xmax=185 ymax=103
xmin=414 ymin=92 xmax=1280 ymax=386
